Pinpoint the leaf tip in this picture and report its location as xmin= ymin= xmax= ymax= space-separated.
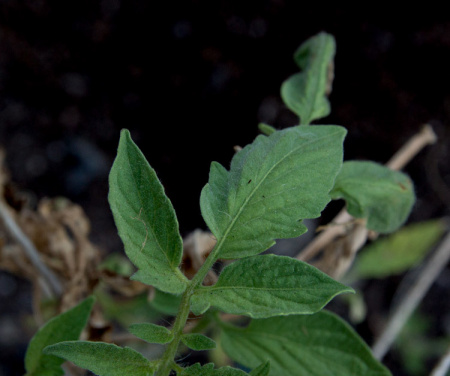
xmin=119 ymin=128 xmax=131 ymax=138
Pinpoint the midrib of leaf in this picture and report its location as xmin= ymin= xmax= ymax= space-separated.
xmin=215 ymin=129 xmax=338 ymax=259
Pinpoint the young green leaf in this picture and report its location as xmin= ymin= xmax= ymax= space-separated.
xmin=220 ymin=311 xmax=392 ymax=376
xmin=201 ymin=125 xmax=346 ymax=259
xmin=351 ymin=219 xmax=447 ymax=279
xmin=99 ymin=253 xmax=135 ymax=277
xmin=150 ymin=288 xmax=183 ymax=316
xmin=249 ymin=361 xmax=270 ymax=376
xmin=96 ymin=290 xmax=160 ymax=327
xmin=190 ymin=254 xmax=353 ymax=318
xmin=108 ymin=129 xmax=187 ymax=294
xmin=180 ymin=363 xmax=248 ymax=376
xmin=281 ymin=32 xmax=335 ymax=125
xmin=129 ymin=322 xmax=174 ymax=344
xmin=44 ymin=341 xmax=155 ymax=376
xmin=24 ymin=296 xmax=95 ymax=376
xmin=181 ymin=333 xmax=217 ymax=351
xmin=330 ymin=161 xmax=415 ymax=233
xmin=258 ymin=123 xmax=276 ymax=136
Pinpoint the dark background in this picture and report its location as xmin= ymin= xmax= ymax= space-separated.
xmin=1 ymin=2 xmax=449 ymax=375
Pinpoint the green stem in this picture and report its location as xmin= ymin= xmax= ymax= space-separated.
xmin=171 ymin=362 xmax=184 ymax=373
xmin=155 ymin=240 xmax=224 ymax=376
xmin=155 ymin=288 xmax=191 ymax=376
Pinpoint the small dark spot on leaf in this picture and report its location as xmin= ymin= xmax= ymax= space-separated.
xmin=398 ymin=182 xmax=407 ymax=191
xmin=248 ymin=179 xmax=252 ymax=184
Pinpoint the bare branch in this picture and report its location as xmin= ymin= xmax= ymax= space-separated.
xmin=386 ymin=124 xmax=437 ymax=170
xmin=372 ymin=231 xmax=450 ymax=360
xmin=0 ymin=201 xmax=62 ymax=297
xmin=430 ymin=346 xmax=450 ymax=376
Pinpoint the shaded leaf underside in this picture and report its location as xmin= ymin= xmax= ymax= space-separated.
xmin=330 ymin=161 xmax=415 ymax=233
xmin=281 ymin=32 xmax=336 ymax=124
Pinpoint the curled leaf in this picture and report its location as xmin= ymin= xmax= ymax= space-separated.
xmin=330 ymin=161 xmax=415 ymax=233
xmin=281 ymin=32 xmax=336 ymax=125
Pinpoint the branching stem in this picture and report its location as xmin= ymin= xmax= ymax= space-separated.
xmin=155 ymin=238 xmax=224 ymax=376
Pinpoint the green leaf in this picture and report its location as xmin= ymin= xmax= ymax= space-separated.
xmin=181 ymin=333 xmax=217 ymax=351
xmin=201 ymin=125 xmax=346 ymax=259
xmin=330 ymin=161 xmax=415 ymax=233
xmin=150 ymin=289 xmax=182 ymax=316
xmin=108 ymin=129 xmax=187 ymax=293
xmin=129 ymin=322 xmax=174 ymax=344
xmin=24 ymin=296 xmax=95 ymax=376
xmin=220 ymin=311 xmax=391 ymax=376
xmin=191 ymin=254 xmax=353 ymax=318
xmin=258 ymin=123 xmax=276 ymax=136
xmin=44 ymin=341 xmax=155 ymax=376
xmin=96 ymin=291 xmax=160 ymax=327
xmin=180 ymin=363 xmax=248 ymax=376
xmin=99 ymin=253 xmax=135 ymax=277
xmin=351 ymin=219 xmax=446 ymax=279
xmin=249 ymin=362 xmax=270 ymax=376
xmin=281 ymin=32 xmax=335 ymax=125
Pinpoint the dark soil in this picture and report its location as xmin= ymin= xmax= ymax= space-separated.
xmin=1 ymin=2 xmax=449 ymax=375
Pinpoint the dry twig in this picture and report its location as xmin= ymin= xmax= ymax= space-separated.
xmin=430 ymin=346 xmax=450 ymax=376
xmin=0 ymin=201 xmax=62 ymax=297
xmin=183 ymin=229 xmax=217 ymax=285
xmin=297 ymin=124 xmax=438 ymax=276
xmin=371 ymin=231 xmax=450 ymax=360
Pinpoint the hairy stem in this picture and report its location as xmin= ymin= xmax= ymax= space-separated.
xmin=155 ymin=239 xmax=223 ymax=376
xmin=156 ymin=288 xmax=192 ymax=376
